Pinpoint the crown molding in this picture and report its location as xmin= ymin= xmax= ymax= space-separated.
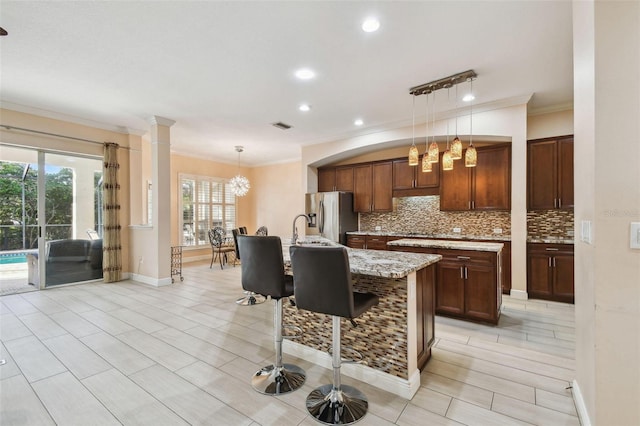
xmin=0 ymin=101 xmax=145 ymax=135
xmin=148 ymin=116 xmax=176 ymax=127
xmin=527 ymin=102 xmax=574 ymax=116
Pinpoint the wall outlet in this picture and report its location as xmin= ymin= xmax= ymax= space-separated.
xmin=453 ymin=227 xmax=462 ymax=233
xmin=493 ymin=228 xmax=503 ymax=234
xmin=375 ymin=226 xmax=382 ymax=231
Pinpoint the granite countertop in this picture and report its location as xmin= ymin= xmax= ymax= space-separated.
xmin=387 ymin=238 xmax=504 ymax=253
xmin=347 ymin=231 xmax=510 ymax=242
xmin=527 ymin=237 xmax=575 ymax=244
xmin=282 ymin=237 xmax=442 ymax=279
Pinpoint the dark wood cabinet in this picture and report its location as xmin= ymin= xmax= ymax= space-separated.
xmin=392 ymin=158 xmax=439 ymax=197
xmin=435 ymin=249 xmax=501 ymax=324
xmin=346 ymin=235 xmax=366 ymax=249
xmin=527 ymin=136 xmax=574 ymax=210
xmin=416 ymin=264 xmax=436 ymax=370
xmin=440 ymin=145 xmax=510 ymax=211
xmin=353 ymin=162 xmax=393 ymax=213
xmin=346 ymin=234 xmax=388 ymax=250
xmin=527 ymin=243 xmax=574 ymax=303
xmin=318 ymin=166 xmax=354 ymax=192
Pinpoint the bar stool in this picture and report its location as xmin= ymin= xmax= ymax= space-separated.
xmin=237 ymin=235 xmax=306 ymax=395
xmin=289 ymin=245 xmax=379 ymax=425
xmin=233 ymin=229 xmax=265 ymax=306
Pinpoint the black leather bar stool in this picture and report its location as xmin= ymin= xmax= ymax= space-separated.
xmin=233 ymin=229 xmax=265 ymax=306
xmin=237 ymin=235 xmax=306 ymax=395
xmin=289 ymin=245 xmax=379 ymax=425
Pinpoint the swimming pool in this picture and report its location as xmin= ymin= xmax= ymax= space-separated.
xmin=0 ymin=252 xmax=29 ymax=265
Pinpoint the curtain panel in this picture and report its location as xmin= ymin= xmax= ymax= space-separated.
xmin=103 ymin=142 xmax=122 ymax=282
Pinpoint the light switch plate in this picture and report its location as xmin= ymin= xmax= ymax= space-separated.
xmin=493 ymin=228 xmax=503 ymax=234
xmin=453 ymin=227 xmax=462 ymax=233
xmin=375 ymin=226 xmax=382 ymax=231
xmin=631 ymin=222 xmax=640 ymax=249
xmin=581 ymin=220 xmax=592 ymax=244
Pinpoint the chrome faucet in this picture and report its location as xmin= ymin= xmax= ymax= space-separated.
xmin=291 ymin=214 xmax=311 ymax=244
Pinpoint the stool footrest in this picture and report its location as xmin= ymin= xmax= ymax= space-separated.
xmin=236 ymin=293 xmax=266 ymax=305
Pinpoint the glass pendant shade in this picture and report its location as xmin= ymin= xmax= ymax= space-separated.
xmin=427 ymin=141 xmax=439 ymax=163
xmin=442 ymin=150 xmax=454 ymax=171
xmin=408 ymin=144 xmax=419 ymax=166
xmin=451 ymin=137 xmax=462 ymax=160
xmin=421 ymin=154 xmax=432 ymax=172
xmin=465 ymin=145 xmax=477 ymax=167
xmin=229 ymin=174 xmax=250 ymax=196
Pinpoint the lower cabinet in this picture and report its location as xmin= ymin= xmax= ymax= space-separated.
xmin=435 ymin=249 xmax=501 ymax=324
xmin=346 ymin=235 xmax=388 ymax=250
xmin=416 ymin=264 xmax=435 ymax=370
xmin=527 ymin=243 xmax=574 ymax=303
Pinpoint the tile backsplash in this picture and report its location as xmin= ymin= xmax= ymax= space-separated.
xmin=527 ymin=209 xmax=575 ymax=239
xmin=359 ymin=196 xmax=511 ymax=236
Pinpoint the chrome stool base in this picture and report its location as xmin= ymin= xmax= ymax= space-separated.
xmin=236 ymin=292 xmax=266 ymax=305
xmin=251 ymin=364 xmax=306 ymax=395
xmin=306 ymin=384 xmax=368 ymax=425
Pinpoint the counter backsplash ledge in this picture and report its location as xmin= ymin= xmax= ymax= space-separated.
xmin=359 ymin=196 xmax=511 ymax=237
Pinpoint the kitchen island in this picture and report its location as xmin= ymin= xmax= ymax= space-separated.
xmin=388 ymin=238 xmax=504 ymax=324
xmin=281 ymin=239 xmax=441 ymax=399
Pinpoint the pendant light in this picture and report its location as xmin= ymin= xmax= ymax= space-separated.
xmin=422 ymin=92 xmax=432 ymax=172
xmin=441 ymin=88 xmax=454 ymax=171
xmin=465 ymin=78 xmax=477 ymax=168
xmin=450 ymin=84 xmax=463 ymax=160
xmin=229 ymin=146 xmax=251 ymax=196
xmin=408 ymin=95 xmax=419 ymax=166
xmin=427 ymin=91 xmax=439 ymax=163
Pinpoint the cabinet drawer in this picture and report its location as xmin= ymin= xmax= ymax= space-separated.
xmin=365 ymin=236 xmax=388 ymax=250
xmin=437 ymin=249 xmax=495 ymax=265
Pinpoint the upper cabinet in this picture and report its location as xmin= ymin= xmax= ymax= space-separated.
xmin=440 ymin=145 xmax=511 ymax=211
xmin=353 ymin=161 xmax=393 ymax=213
xmin=527 ymin=136 xmax=574 ymax=210
xmin=318 ymin=166 xmax=354 ymax=192
xmin=392 ymin=158 xmax=439 ymax=197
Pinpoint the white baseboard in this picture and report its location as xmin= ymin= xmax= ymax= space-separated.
xmin=572 ymin=379 xmax=592 ymax=426
xmin=510 ymin=289 xmax=528 ymax=300
xmin=129 ymin=273 xmax=172 ymax=287
xmin=283 ymin=340 xmax=420 ymax=399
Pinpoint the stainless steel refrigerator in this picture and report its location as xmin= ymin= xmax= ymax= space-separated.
xmin=305 ymin=192 xmax=358 ymax=245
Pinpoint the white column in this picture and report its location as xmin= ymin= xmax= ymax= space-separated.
xmin=573 ymin=1 xmax=640 ymax=425
xmin=148 ymin=116 xmax=175 ymax=284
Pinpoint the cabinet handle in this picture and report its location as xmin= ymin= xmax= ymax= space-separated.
xmin=558 ymin=198 xmax=562 ymax=208
xmin=464 ymin=267 xmax=468 ymax=280
xmin=460 ymin=267 xmax=464 ymax=279
xmin=457 ymin=256 xmax=471 ymax=260
xmin=472 ymin=201 xmax=475 ymax=209
xmin=545 ymin=248 xmax=559 ymax=251
xmin=553 ymin=257 xmax=556 ymax=267
xmin=548 ymin=257 xmax=552 ymax=267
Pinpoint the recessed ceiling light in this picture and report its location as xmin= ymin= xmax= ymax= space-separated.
xmin=295 ymin=68 xmax=316 ymax=80
xmin=299 ymin=104 xmax=311 ymax=112
xmin=463 ymin=94 xmax=475 ymax=102
xmin=362 ymin=18 xmax=380 ymax=33
xmin=354 ymin=119 xmax=364 ymax=126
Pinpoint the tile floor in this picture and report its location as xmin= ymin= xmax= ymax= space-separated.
xmin=0 ymin=261 xmax=579 ymax=425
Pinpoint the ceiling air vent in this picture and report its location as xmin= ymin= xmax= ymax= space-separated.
xmin=272 ymin=122 xmax=292 ymax=130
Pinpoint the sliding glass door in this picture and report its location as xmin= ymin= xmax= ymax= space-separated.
xmin=0 ymin=145 xmax=103 ymax=293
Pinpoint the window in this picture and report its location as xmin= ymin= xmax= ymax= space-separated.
xmin=180 ymin=174 xmax=236 ymax=247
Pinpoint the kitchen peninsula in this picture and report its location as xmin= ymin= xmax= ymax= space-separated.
xmin=281 ymin=239 xmax=441 ymax=399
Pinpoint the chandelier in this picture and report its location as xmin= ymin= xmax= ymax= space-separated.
xmin=408 ymin=70 xmax=477 ymax=171
xmin=229 ymin=146 xmax=250 ymax=197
